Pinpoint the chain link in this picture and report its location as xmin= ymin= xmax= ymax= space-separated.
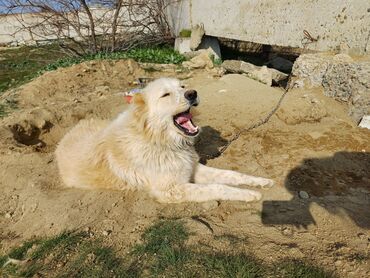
xmin=205 ymin=89 xmax=288 ymax=159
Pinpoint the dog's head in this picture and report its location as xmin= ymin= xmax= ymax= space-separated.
xmin=132 ymin=78 xmax=200 ymax=143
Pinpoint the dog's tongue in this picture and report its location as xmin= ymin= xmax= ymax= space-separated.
xmin=176 ymin=113 xmax=192 ymax=124
xmin=175 ymin=113 xmax=198 ymax=133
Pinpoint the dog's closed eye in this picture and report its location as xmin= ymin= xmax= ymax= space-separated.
xmin=161 ymin=93 xmax=170 ymax=98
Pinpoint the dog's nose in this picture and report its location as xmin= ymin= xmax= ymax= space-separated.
xmin=184 ymin=90 xmax=197 ymax=101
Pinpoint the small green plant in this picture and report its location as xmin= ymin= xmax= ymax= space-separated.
xmin=179 ymin=29 xmax=192 ymax=38
xmin=277 ymin=260 xmax=334 ymax=278
xmin=209 ymin=53 xmax=223 ymax=66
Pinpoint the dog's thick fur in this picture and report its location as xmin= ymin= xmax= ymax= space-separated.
xmin=56 ymin=78 xmax=274 ymax=203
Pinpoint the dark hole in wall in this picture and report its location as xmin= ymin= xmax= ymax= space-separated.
xmin=218 ymin=37 xmax=302 ymax=74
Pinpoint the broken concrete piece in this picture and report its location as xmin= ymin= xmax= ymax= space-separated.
xmin=290 ymin=53 xmax=331 ymax=88
xmin=222 ymin=60 xmax=288 ymax=86
xmin=222 ymin=60 xmax=257 ymax=73
xmin=323 ymin=61 xmax=370 ymax=123
xmin=182 ymin=49 xmax=214 ymax=69
xmin=174 ymin=37 xmax=191 ymax=54
xmin=178 ymin=35 xmax=221 ymax=61
xmin=190 ymin=24 xmax=205 ymax=50
xmin=291 ymin=53 xmax=370 ymax=123
xmin=250 ymin=66 xmax=273 ymax=86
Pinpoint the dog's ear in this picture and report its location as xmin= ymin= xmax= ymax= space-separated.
xmin=133 ymin=93 xmax=145 ymax=106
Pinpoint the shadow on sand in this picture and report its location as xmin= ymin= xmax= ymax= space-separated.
xmin=195 ymin=126 xmax=228 ymax=164
xmin=262 ymin=151 xmax=370 ymax=228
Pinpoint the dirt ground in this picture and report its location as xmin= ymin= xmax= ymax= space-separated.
xmin=0 ymin=59 xmax=369 ymax=277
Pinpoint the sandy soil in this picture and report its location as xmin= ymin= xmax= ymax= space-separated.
xmin=0 ymin=59 xmax=369 ymax=277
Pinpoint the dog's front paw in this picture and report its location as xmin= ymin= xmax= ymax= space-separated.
xmin=244 ymin=190 xmax=262 ymax=202
xmin=258 ymin=178 xmax=274 ymax=189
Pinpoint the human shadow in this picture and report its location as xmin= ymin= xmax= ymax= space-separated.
xmin=262 ymin=151 xmax=370 ymax=228
xmin=194 ymin=126 xmax=228 ymax=164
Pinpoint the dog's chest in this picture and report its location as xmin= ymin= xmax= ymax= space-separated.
xmin=133 ymin=146 xmax=196 ymax=183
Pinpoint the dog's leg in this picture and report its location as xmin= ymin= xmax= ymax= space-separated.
xmin=151 ymin=183 xmax=261 ymax=203
xmin=194 ymin=163 xmax=274 ymax=188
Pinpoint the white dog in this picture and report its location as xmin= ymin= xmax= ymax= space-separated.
xmin=55 ymin=78 xmax=274 ymax=203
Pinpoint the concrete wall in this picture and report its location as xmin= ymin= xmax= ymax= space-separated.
xmin=168 ymin=0 xmax=370 ymax=55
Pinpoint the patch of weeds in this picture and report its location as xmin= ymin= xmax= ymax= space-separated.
xmin=8 ymin=239 xmax=41 ymax=260
xmin=277 ymin=259 xmax=335 ymax=278
xmin=0 ymin=220 xmax=335 ymax=278
xmin=0 ymin=255 xmax=7 ymax=267
xmin=198 ymin=252 xmax=265 ymax=278
xmin=132 ymin=220 xmax=190 ymax=275
xmin=209 ymin=53 xmax=223 ymax=66
xmin=41 ymin=46 xmax=186 ymax=74
xmin=0 ymin=230 xmax=130 ymax=278
xmin=59 ymin=241 xmax=127 ymax=278
xmin=131 ymin=220 xmax=264 ymax=277
xmin=140 ymin=219 xmax=189 ymax=253
xmin=29 ymin=231 xmax=85 ymax=260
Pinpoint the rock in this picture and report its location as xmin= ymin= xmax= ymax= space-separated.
xmin=190 ymin=24 xmax=205 ymax=50
xmin=291 ymin=53 xmax=370 ymax=123
xmin=290 ymin=53 xmax=331 ymax=87
xmin=298 ymin=191 xmax=310 ymax=199
xmin=182 ymin=49 xmax=214 ymax=69
xmin=266 ymin=56 xmax=293 ymax=73
xmin=222 ymin=60 xmax=257 ymax=73
xmin=102 ymin=230 xmax=112 ymax=236
xmin=358 ymin=115 xmax=370 ymax=129
xmin=268 ymin=67 xmax=289 ymax=84
xmin=197 ymin=36 xmax=222 ymax=60
xmin=250 ymin=66 xmax=273 ymax=86
xmin=323 ymin=61 xmax=370 ymax=122
xmin=282 ymin=227 xmax=294 ymax=236
xmin=222 ymin=60 xmax=287 ymax=86
xmin=357 ymin=233 xmax=366 ymax=240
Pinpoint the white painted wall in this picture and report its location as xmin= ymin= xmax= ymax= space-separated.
xmin=1 ymin=1 xmax=369 ymax=55
xmin=168 ymin=0 xmax=370 ymax=55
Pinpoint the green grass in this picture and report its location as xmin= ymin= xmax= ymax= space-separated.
xmin=0 ymin=44 xmax=67 ymax=94
xmin=0 ymin=220 xmax=335 ymax=278
xmin=40 ymin=46 xmax=186 ymax=73
xmin=0 ymin=45 xmax=185 ymax=96
xmin=277 ymin=260 xmax=334 ymax=278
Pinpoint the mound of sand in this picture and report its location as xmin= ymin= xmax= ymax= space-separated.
xmin=0 ymin=59 xmax=369 ymax=276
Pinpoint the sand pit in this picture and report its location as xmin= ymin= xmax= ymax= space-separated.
xmin=0 ymin=59 xmax=369 ymax=277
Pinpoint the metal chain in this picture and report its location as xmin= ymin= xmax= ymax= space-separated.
xmin=214 ymin=89 xmax=288 ymax=157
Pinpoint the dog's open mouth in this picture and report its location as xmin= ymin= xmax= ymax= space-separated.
xmin=173 ymin=109 xmax=199 ymax=136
